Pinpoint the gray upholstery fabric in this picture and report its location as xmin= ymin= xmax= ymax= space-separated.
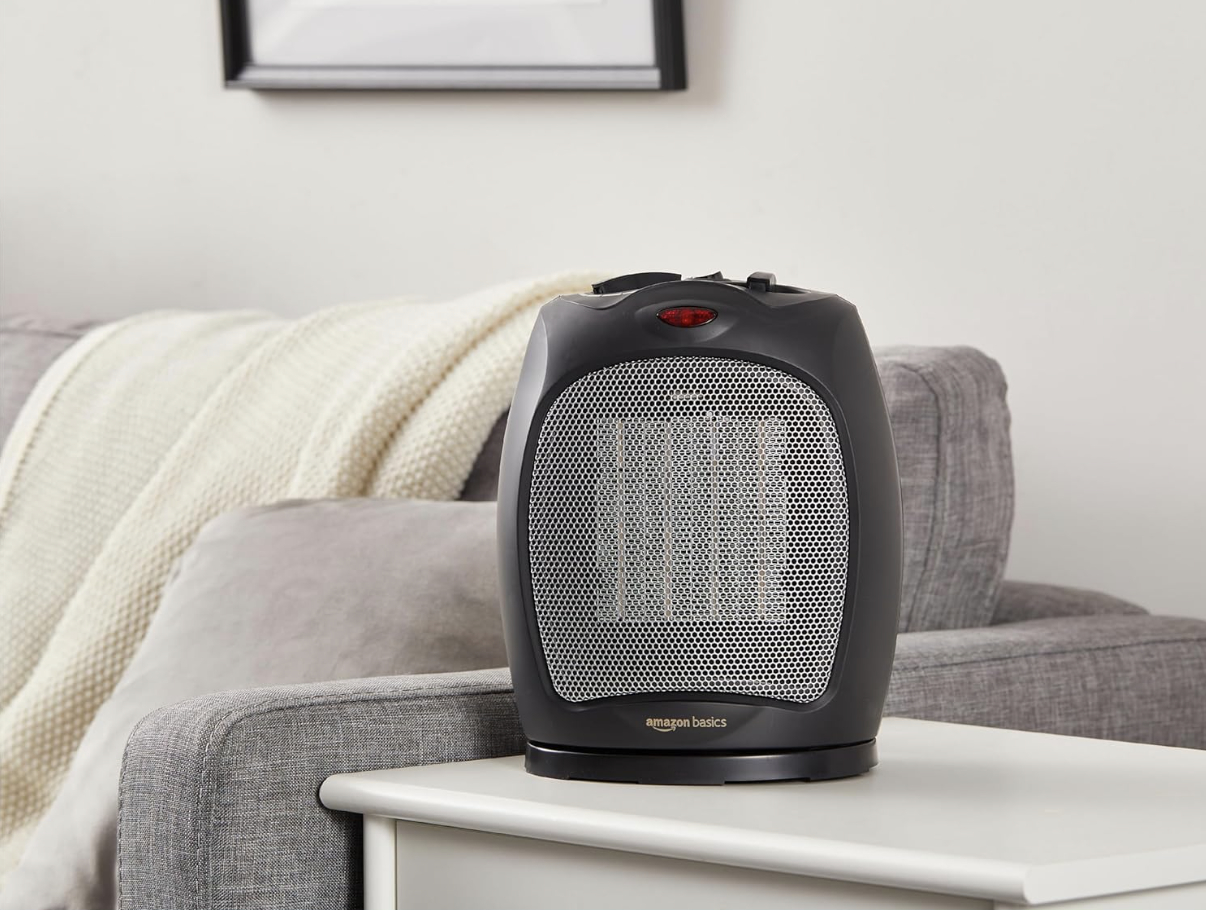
xmin=887 ymin=614 xmax=1206 ymax=748
xmin=459 ymin=413 xmax=508 ymax=501
xmin=0 ymin=315 xmax=96 ymax=448
xmin=4 ymin=499 xmax=505 ymax=910
xmin=876 ymin=346 xmax=1013 ymax=631
xmin=991 ymin=580 xmax=1147 ymax=625
xmin=450 ymin=347 xmax=1015 ymax=632
xmin=118 ymin=670 xmax=522 ymax=910
xmin=117 ymin=608 xmax=1206 ymax=910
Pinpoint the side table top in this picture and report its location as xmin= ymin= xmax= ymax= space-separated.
xmin=320 ymin=718 xmax=1206 ymax=906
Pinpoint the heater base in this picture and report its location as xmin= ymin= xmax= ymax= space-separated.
xmin=525 ymin=739 xmax=877 ymax=785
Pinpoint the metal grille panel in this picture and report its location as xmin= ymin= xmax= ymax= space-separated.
xmin=527 ymin=356 xmax=849 ymax=704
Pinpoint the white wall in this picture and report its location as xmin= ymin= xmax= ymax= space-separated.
xmin=2 ymin=1 xmax=1203 ymax=618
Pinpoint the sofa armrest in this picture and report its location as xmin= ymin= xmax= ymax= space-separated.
xmin=117 ymin=668 xmax=522 ymax=910
xmin=887 ymin=614 xmax=1206 ymax=748
xmin=990 ymin=580 xmax=1148 ymax=625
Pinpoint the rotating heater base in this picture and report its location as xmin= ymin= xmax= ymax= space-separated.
xmin=525 ymin=739 xmax=877 ymax=785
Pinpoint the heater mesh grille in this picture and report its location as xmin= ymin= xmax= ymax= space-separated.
xmin=527 ymin=356 xmax=850 ymax=704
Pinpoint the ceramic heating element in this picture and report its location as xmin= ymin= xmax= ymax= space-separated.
xmin=498 ymin=272 xmax=902 ymax=784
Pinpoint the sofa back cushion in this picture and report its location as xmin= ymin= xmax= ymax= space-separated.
xmin=0 ymin=315 xmax=96 ymax=449
xmin=876 ymin=346 xmax=1013 ymax=631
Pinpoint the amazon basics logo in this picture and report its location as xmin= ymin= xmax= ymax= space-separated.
xmin=646 ymin=716 xmax=728 ymax=732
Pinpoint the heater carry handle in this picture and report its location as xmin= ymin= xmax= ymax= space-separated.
xmin=591 ymin=272 xmax=682 ymax=295
xmin=591 ymin=270 xmax=793 ymax=299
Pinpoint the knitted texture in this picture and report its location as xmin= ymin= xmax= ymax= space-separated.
xmin=0 ymin=272 xmax=598 ymax=881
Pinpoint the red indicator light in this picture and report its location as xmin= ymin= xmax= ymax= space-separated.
xmin=657 ymin=306 xmax=717 ymax=328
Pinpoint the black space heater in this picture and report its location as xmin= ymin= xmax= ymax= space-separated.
xmin=497 ymin=271 xmax=901 ymax=784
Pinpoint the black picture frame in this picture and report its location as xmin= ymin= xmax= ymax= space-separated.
xmin=219 ymin=0 xmax=685 ymax=91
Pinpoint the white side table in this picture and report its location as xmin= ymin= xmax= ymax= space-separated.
xmin=320 ymin=718 xmax=1206 ymax=910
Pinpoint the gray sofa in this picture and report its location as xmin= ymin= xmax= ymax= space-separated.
xmin=2 ymin=316 xmax=1204 ymax=910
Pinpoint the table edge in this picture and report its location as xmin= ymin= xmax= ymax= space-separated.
xmin=321 ymin=774 xmax=1032 ymax=902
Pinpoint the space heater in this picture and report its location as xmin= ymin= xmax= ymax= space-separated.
xmin=497 ymin=271 xmax=901 ymax=784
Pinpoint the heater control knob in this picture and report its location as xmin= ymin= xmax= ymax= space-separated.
xmin=745 ymin=271 xmax=778 ymax=292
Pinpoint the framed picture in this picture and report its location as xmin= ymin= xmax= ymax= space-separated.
xmin=220 ymin=0 xmax=685 ymax=91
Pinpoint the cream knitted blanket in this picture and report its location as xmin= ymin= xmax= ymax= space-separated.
xmin=0 ymin=272 xmax=598 ymax=879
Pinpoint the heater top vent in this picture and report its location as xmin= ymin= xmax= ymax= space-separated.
xmin=526 ymin=355 xmax=850 ymax=705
